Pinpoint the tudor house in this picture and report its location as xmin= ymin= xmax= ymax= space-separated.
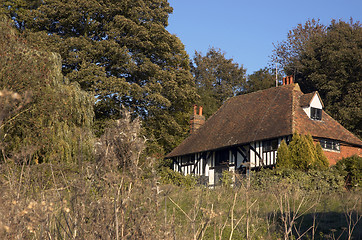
xmin=166 ymin=76 xmax=362 ymax=186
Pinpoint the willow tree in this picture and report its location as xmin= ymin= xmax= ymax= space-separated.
xmin=0 ymin=17 xmax=94 ymax=163
xmin=3 ymin=0 xmax=197 ymax=153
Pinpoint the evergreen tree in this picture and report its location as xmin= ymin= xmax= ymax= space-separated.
xmin=276 ymin=139 xmax=290 ymax=168
xmin=280 ymin=133 xmax=329 ymax=171
xmin=2 ymin=0 xmax=197 ymax=153
xmin=288 ymin=132 xmax=301 ymax=169
xmin=191 ymin=47 xmax=246 ymax=117
xmin=0 ymin=17 xmax=94 ymax=163
xmin=314 ymin=142 xmax=329 ymax=170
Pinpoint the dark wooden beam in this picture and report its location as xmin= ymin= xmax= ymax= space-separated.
xmin=192 ymin=152 xmax=207 ymax=174
xmin=172 ymin=157 xmax=183 ymax=175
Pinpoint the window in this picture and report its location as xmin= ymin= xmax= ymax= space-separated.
xmin=263 ymin=139 xmax=278 ymax=152
xmin=311 ymin=107 xmax=322 ymax=120
xmin=215 ymin=150 xmax=229 ymax=166
xmin=181 ymin=155 xmax=193 ymax=165
xmin=320 ymin=139 xmax=340 ymax=151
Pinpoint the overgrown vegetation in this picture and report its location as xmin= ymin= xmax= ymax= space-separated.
xmin=0 ymin=17 xmax=94 ymax=163
xmin=0 ymin=2 xmax=361 ymax=239
xmin=1 ymin=160 xmax=361 ymax=239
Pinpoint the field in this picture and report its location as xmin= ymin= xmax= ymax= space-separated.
xmin=0 ymin=161 xmax=360 ymax=239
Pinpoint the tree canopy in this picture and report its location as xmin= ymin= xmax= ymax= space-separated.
xmin=272 ymin=19 xmax=362 ymax=138
xmin=245 ymin=67 xmax=277 ymax=93
xmin=3 ymin=0 xmax=197 ymax=153
xmin=191 ymin=47 xmax=246 ymax=117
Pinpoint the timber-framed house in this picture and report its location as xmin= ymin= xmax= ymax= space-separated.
xmin=166 ymin=77 xmax=362 ymax=186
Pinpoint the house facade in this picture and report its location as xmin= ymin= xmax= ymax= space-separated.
xmin=166 ymin=78 xmax=362 ymax=186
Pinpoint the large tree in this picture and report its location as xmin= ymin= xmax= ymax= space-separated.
xmin=191 ymin=47 xmax=246 ymax=117
xmin=3 ymin=0 xmax=197 ymax=153
xmin=0 ymin=17 xmax=94 ymax=163
xmin=245 ymin=67 xmax=277 ymax=93
xmin=272 ymin=19 xmax=362 ymax=138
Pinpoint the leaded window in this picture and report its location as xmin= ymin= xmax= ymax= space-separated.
xmin=320 ymin=139 xmax=340 ymax=151
xmin=263 ymin=139 xmax=278 ymax=152
xmin=311 ymin=107 xmax=322 ymax=120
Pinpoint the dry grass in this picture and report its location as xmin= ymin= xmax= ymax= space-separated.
xmin=0 ymin=162 xmax=361 ymax=239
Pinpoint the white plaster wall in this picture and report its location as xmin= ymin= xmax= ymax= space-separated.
xmin=303 ymin=94 xmax=323 ymax=117
xmin=310 ymin=94 xmax=323 ymax=109
xmin=208 ymin=169 xmax=214 ymax=186
xmin=303 ymin=106 xmax=311 ymax=117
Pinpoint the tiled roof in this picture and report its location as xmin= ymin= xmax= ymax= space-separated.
xmin=299 ymin=92 xmax=315 ymax=107
xmin=299 ymin=91 xmax=324 ymax=107
xmin=293 ymin=90 xmax=361 ymax=146
xmin=166 ymin=84 xmax=362 ymax=158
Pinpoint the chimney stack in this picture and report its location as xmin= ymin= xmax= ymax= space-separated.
xmin=283 ymin=75 xmax=294 ymax=85
xmin=190 ymin=105 xmax=205 ymax=134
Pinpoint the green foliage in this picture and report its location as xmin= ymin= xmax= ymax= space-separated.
xmin=158 ymin=167 xmax=197 ymax=188
xmin=3 ymin=0 xmax=197 ymax=153
xmin=245 ymin=67 xmax=276 ymax=93
xmin=273 ymin=19 xmax=362 ymax=138
xmin=277 ymin=133 xmax=329 ymax=171
xmin=191 ymin=47 xmax=246 ymax=117
xmin=0 ymin=18 xmax=94 ymax=163
xmin=221 ymin=170 xmax=233 ymax=187
xmin=276 ymin=139 xmax=291 ymax=168
xmin=333 ymin=155 xmax=362 ymax=189
xmin=314 ymin=142 xmax=329 ymax=170
xmin=289 ymin=132 xmax=310 ymax=170
xmin=251 ymin=168 xmax=345 ymax=193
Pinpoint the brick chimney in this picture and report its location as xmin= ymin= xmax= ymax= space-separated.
xmin=282 ymin=75 xmax=294 ymax=85
xmin=190 ymin=105 xmax=205 ymax=134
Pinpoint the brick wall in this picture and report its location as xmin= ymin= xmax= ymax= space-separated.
xmin=322 ymin=144 xmax=361 ymax=165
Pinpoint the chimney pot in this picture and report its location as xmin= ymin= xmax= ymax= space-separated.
xmin=290 ymin=76 xmax=294 ymax=84
xmin=190 ymin=105 xmax=205 ymax=134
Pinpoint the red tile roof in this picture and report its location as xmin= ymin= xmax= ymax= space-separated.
xmin=299 ymin=91 xmax=324 ymax=108
xmin=166 ymin=84 xmax=362 ymax=158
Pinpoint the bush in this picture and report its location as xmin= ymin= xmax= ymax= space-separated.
xmin=251 ymin=168 xmax=345 ymax=193
xmin=276 ymin=140 xmax=290 ymax=168
xmin=158 ymin=167 xmax=197 ymax=188
xmin=333 ymin=155 xmax=362 ymax=189
xmin=277 ymin=132 xmax=329 ymax=171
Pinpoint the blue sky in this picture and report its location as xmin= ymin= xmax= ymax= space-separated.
xmin=166 ymin=0 xmax=362 ymax=75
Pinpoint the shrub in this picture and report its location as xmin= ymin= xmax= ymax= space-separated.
xmin=95 ymin=109 xmax=146 ymax=172
xmin=251 ymin=168 xmax=345 ymax=193
xmin=158 ymin=167 xmax=197 ymax=188
xmin=333 ymin=155 xmax=362 ymax=189
xmin=276 ymin=139 xmax=290 ymax=168
xmin=277 ymin=132 xmax=329 ymax=171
